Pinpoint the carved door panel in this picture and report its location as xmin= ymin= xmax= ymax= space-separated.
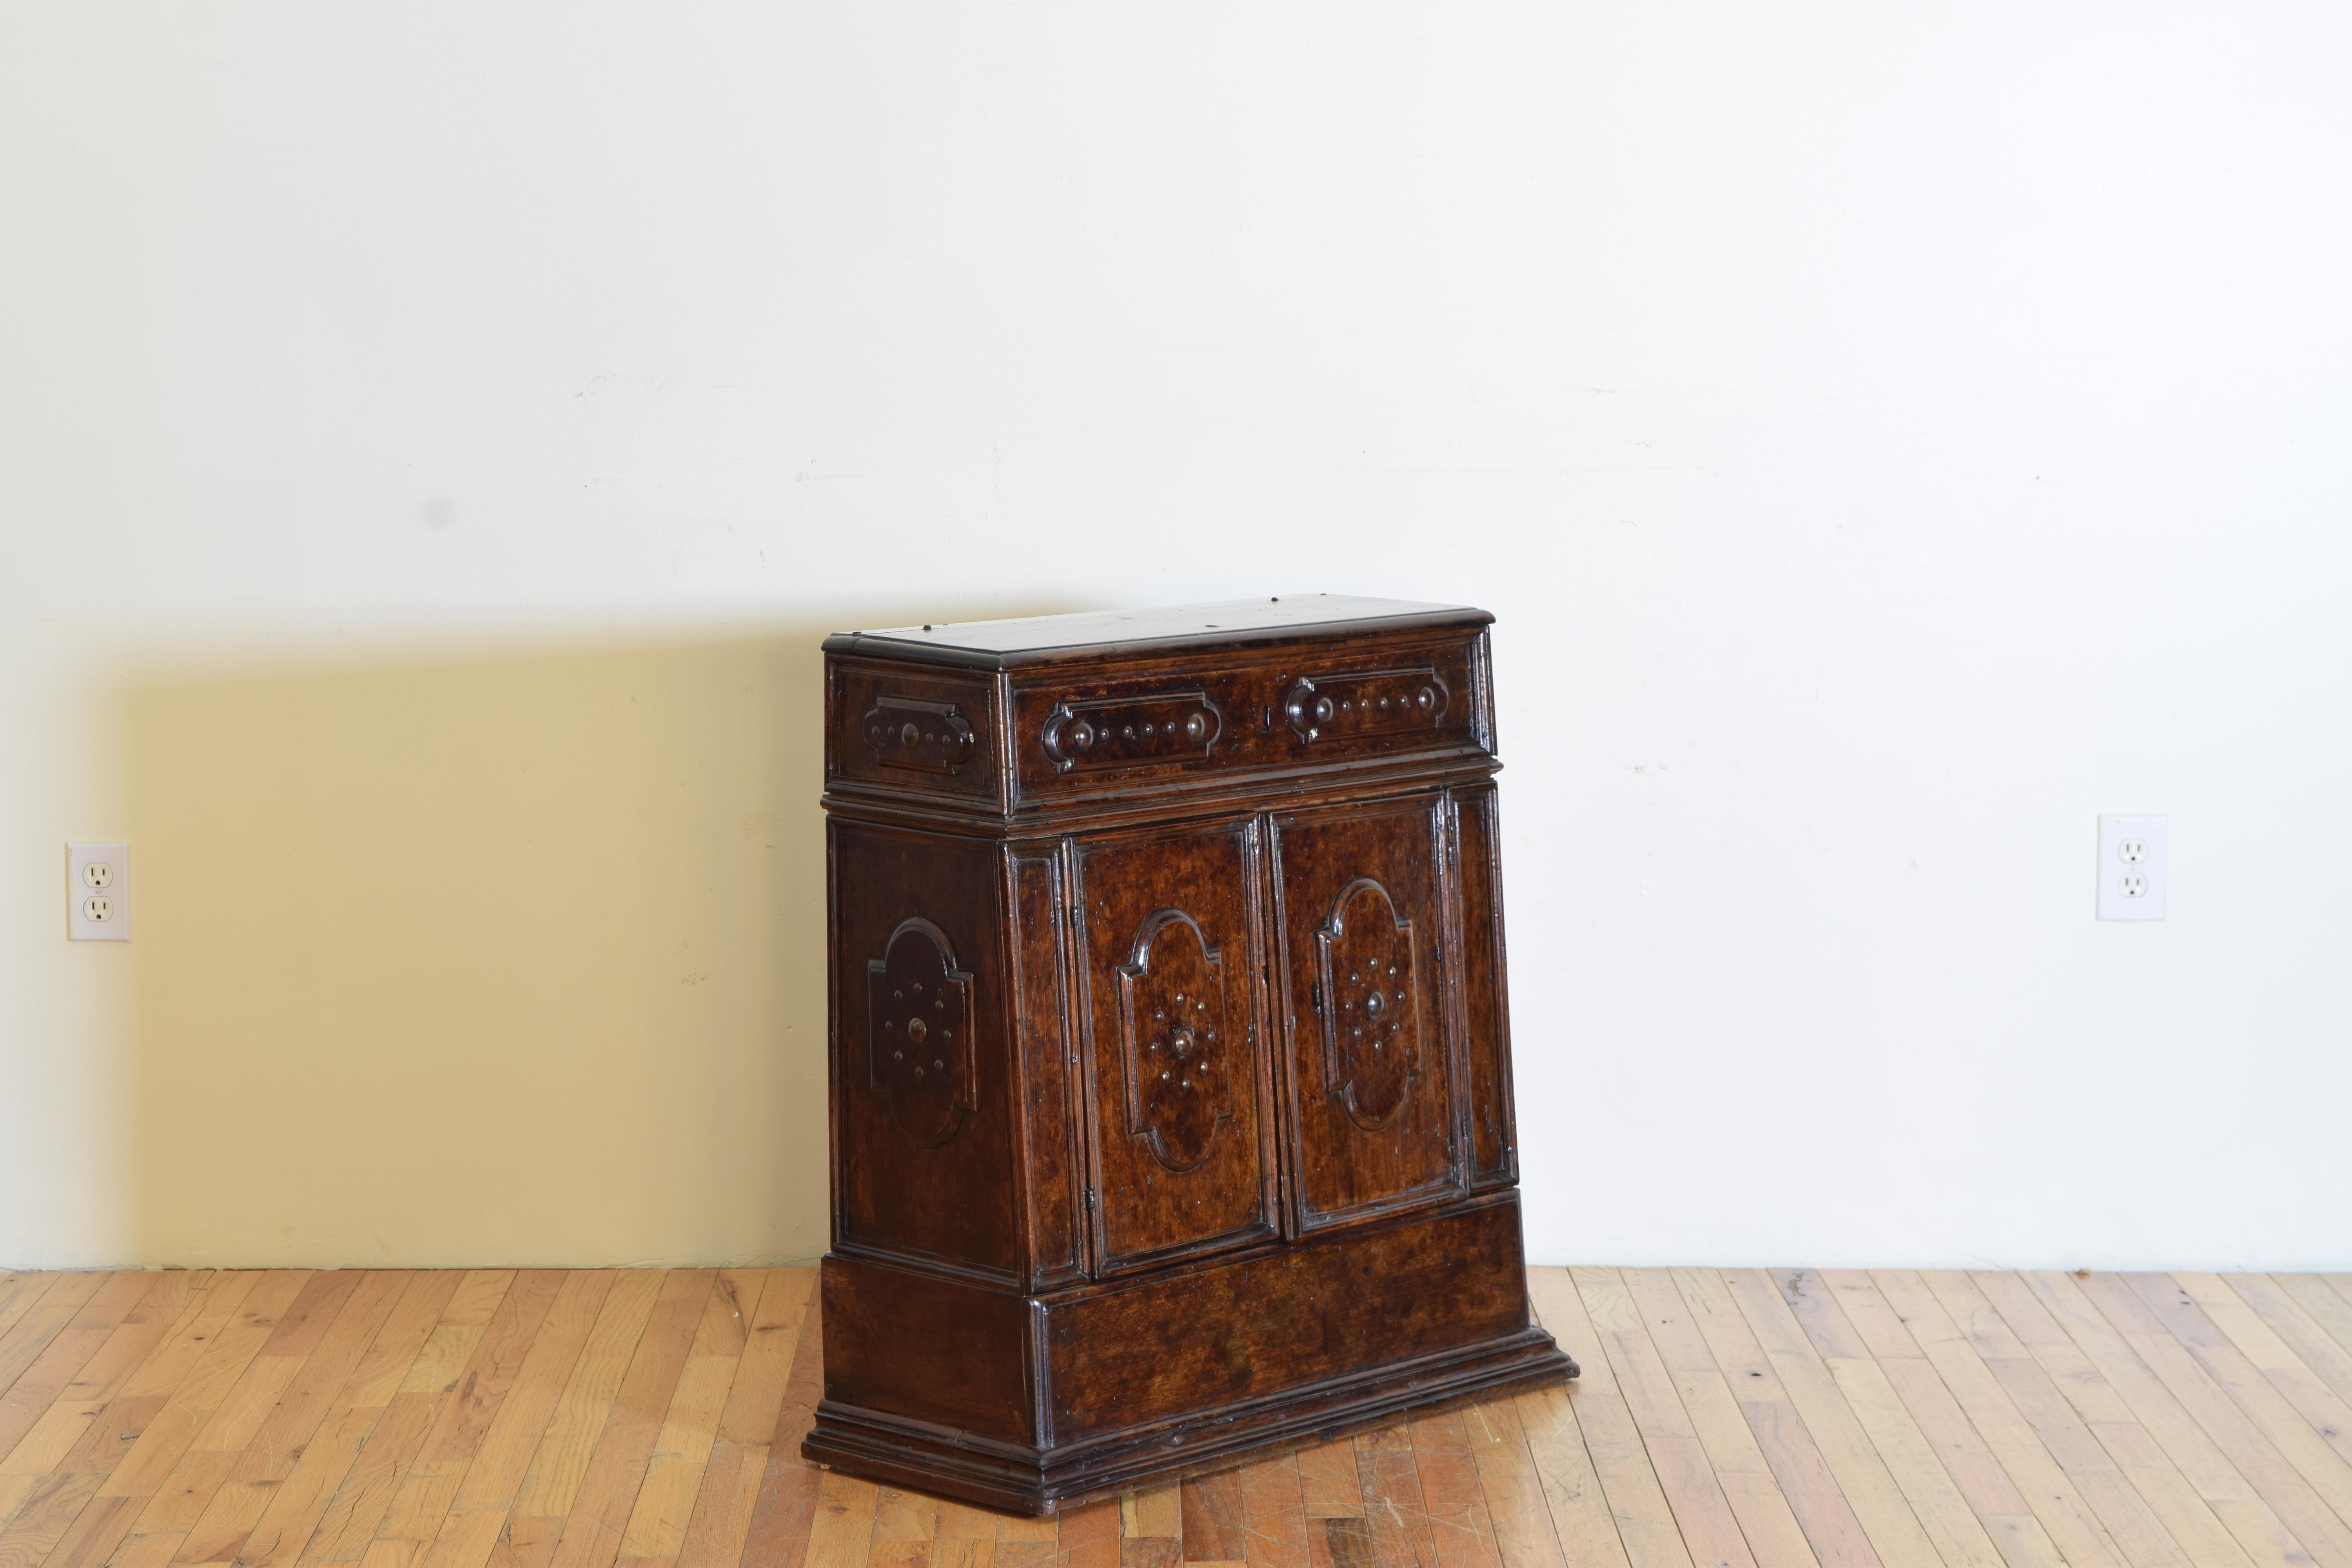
xmin=1069 ymin=818 xmax=1276 ymax=1274
xmin=1269 ymin=793 xmax=1459 ymax=1229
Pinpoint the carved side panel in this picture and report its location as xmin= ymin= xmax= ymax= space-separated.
xmin=825 ymin=662 xmax=998 ymax=807
xmin=861 ymin=697 xmax=978 ymax=774
xmin=1314 ymin=879 xmax=1423 ymax=1130
xmin=1114 ymin=912 xmax=1232 ymax=1172
xmin=867 ymin=918 xmax=977 ymax=1148
xmin=830 ymin=823 xmax=1016 ymax=1278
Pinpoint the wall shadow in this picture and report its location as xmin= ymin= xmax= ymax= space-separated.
xmin=114 ymin=609 xmax=1062 ymax=1268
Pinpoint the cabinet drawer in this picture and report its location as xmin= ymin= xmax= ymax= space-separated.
xmin=826 ymin=662 xmax=1001 ymax=807
xmin=1005 ymin=632 xmax=1487 ymax=802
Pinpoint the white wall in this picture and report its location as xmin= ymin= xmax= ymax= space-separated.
xmin=4 ymin=0 xmax=2348 ymax=1270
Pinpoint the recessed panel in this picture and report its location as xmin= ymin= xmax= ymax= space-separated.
xmin=1270 ymin=795 xmax=1460 ymax=1228
xmin=831 ymin=823 xmax=1018 ymax=1278
xmin=1070 ymin=818 xmax=1274 ymax=1272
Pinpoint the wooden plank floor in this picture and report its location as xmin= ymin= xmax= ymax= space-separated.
xmin=2 ymin=1268 xmax=2350 ymax=1568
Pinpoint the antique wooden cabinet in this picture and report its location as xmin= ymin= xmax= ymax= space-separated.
xmin=804 ymin=596 xmax=1573 ymax=1514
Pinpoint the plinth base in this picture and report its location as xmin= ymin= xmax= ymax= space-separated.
xmin=803 ymin=1327 xmax=1572 ymax=1516
xmin=801 ymin=1196 xmax=1577 ymax=1515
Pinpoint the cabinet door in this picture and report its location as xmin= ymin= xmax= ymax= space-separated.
xmin=1269 ymin=793 xmax=1460 ymax=1228
xmin=1069 ymin=817 xmax=1277 ymax=1273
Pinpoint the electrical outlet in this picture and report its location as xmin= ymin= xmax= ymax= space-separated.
xmin=2096 ymin=815 xmax=2166 ymax=922
xmin=68 ymin=843 xmax=129 ymax=940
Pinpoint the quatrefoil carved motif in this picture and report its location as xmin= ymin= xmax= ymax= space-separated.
xmin=866 ymin=918 xmax=976 ymax=1148
xmin=1115 ymin=910 xmax=1233 ymax=1173
xmin=1314 ymin=877 xmax=1421 ymax=1131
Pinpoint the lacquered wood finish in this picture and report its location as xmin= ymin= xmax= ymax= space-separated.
xmin=808 ymin=597 xmax=1572 ymax=1513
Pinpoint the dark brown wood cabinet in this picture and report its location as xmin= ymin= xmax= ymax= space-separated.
xmin=804 ymin=596 xmax=1574 ymax=1514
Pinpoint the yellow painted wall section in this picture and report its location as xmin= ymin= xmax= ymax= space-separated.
xmin=122 ymin=631 xmax=831 ymax=1267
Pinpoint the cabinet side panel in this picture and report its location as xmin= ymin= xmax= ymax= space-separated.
xmin=833 ymin=821 xmax=1020 ymax=1279
xmin=827 ymin=659 xmax=1003 ymax=808
xmin=1044 ymin=1197 xmax=1532 ymax=1441
xmin=820 ymin=1255 xmax=1035 ymax=1444
xmin=1452 ymin=785 xmax=1517 ymax=1185
xmin=1011 ymin=852 xmax=1084 ymax=1287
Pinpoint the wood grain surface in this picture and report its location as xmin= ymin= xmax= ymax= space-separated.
xmin=2 ymin=1268 xmax=2346 ymax=1568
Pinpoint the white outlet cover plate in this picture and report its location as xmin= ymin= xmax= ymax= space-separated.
xmin=2096 ymin=815 xmax=2166 ymax=922
xmin=68 ymin=842 xmax=129 ymax=940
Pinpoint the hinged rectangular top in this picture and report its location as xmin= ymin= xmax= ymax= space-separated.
xmin=825 ymin=594 xmax=1489 ymax=670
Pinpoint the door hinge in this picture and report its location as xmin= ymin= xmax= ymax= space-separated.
xmin=1082 ymin=1185 xmax=1098 ymax=1215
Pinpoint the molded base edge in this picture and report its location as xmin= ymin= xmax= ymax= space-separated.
xmin=801 ymin=1326 xmax=1576 ymax=1516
